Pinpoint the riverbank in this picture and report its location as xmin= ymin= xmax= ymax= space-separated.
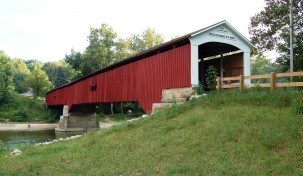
xmin=0 ymin=121 xmax=118 ymax=131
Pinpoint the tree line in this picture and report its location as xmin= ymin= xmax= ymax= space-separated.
xmin=0 ymin=24 xmax=164 ymax=104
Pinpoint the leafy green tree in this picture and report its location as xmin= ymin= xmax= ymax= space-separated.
xmin=64 ymin=49 xmax=83 ymax=72
xmin=129 ymin=28 xmax=164 ymax=53
xmin=25 ymin=66 xmax=52 ymax=100
xmin=115 ymin=38 xmax=132 ymax=60
xmin=249 ymin=0 xmax=303 ymax=71
xmin=66 ymin=24 xmax=164 ymax=76
xmin=251 ymin=57 xmax=276 ymax=75
xmin=0 ymin=51 xmax=14 ymax=103
xmin=42 ymin=61 xmax=81 ymax=88
xmin=25 ymin=60 xmax=43 ymax=72
xmin=81 ymin=24 xmax=117 ymax=75
xmin=12 ymin=59 xmax=30 ymax=93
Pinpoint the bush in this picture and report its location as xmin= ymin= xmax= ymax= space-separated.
xmin=205 ymin=66 xmax=218 ymax=91
xmin=196 ymin=82 xmax=203 ymax=95
xmin=10 ymin=109 xmax=29 ymax=122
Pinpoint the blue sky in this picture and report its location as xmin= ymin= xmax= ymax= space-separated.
xmin=0 ymin=0 xmax=266 ymax=62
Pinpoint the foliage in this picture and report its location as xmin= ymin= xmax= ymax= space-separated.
xmin=249 ymin=0 xmax=303 ymax=71
xmin=64 ymin=49 xmax=83 ymax=72
xmin=24 ymin=60 xmax=43 ymax=72
xmin=80 ymin=24 xmax=118 ymax=75
xmin=0 ymin=92 xmax=60 ymax=122
xmin=12 ymin=58 xmax=30 ymax=93
xmin=128 ymin=28 xmax=164 ymax=53
xmin=1 ymin=90 xmax=303 ymax=175
xmin=196 ymin=82 xmax=203 ymax=95
xmin=0 ymin=51 xmax=14 ymax=104
xmin=250 ymin=56 xmax=284 ymax=83
xmin=205 ymin=66 xmax=218 ymax=91
xmin=251 ymin=57 xmax=275 ymax=75
xmin=25 ymin=66 xmax=52 ymax=100
xmin=66 ymin=24 xmax=164 ymax=76
xmin=42 ymin=61 xmax=80 ymax=88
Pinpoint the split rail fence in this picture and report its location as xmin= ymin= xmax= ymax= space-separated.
xmin=216 ymin=72 xmax=303 ymax=91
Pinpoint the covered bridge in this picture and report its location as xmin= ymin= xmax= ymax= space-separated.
xmin=46 ymin=21 xmax=254 ymax=131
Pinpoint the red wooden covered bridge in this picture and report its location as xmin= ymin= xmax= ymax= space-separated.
xmin=46 ymin=21 xmax=254 ymax=131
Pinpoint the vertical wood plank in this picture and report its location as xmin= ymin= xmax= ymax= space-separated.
xmin=270 ymin=72 xmax=276 ymax=91
xmin=217 ymin=77 xmax=221 ymax=90
xmin=239 ymin=75 xmax=244 ymax=91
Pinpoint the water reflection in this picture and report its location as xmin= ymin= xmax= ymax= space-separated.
xmin=0 ymin=130 xmax=86 ymax=149
xmin=0 ymin=130 xmax=55 ymax=149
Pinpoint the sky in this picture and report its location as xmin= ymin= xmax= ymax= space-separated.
xmin=0 ymin=0 xmax=266 ymax=62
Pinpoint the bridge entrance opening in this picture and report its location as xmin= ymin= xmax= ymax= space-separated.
xmin=198 ymin=42 xmax=243 ymax=90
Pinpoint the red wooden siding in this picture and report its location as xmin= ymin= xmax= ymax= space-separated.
xmin=46 ymin=44 xmax=191 ymax=114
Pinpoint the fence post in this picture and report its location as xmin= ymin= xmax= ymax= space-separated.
xmin=217 ymin=77 xmax=221 ymax=90
xmin=239 ymin=75 xmax=244 ymax=91
xmin=270 ymin=72 xmax=276 ymax=91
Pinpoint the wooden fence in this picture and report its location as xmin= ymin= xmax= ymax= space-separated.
xmin=216 ymin=72 xmax=303 ymax=91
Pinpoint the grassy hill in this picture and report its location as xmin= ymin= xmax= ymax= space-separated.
xmin=1 ymin=89 xmax=303 ymax=175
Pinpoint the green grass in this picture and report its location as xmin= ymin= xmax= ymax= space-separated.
xmin=0 ymin=92 xmax=60 ymax=122
xmin=1 ymin=89 xmax=303 ymax=175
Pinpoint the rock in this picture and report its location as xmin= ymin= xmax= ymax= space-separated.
xmin=141 ymin=114 xmax=148 ymax=118
xmin=190 ymin=94 xmax=205 ymax=100
xmin=127 ymin=110 xmax=133 ymax=115
xmin=11 ymin=149 xmax=22 ymax=156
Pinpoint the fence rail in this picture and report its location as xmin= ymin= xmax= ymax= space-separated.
xmin=216 ymin=72 xmax=303 ymax=91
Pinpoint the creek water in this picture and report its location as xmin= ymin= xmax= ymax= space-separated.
xmin=0 ymin=130 xmax=85 ymax=149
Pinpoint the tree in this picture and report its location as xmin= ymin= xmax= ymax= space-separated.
xmin=64 ymin=49 xmax=83 ymax=72
xmin=25 ymin=66 xmax=52 ymax=100
xmin=25 ymin=60 xmax=43 ymax=72
xmin=42 ymin=61 xmax=81 ymax=88
xmin=115 ymin=38 xmax=132 ymax=60
xmin=81 ymin=24 xmax=117 ymax=75
xmin=249 ymin=0 xmax=303 ymax=71
xmin=129 ymin=28 xmax=164 ymax=53
xmin=65 ymin=24 xmax=164 ymax=76
xmin=0 ymin=51 xmax=14 ymax=103
xmin=12 ymin=58 xmax=30 ymax=93
xmin=251 ymin=57 xmax=276 ymax=75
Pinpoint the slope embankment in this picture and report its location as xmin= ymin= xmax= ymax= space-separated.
xmin=1 ymin=89 xmax=303 ymax=175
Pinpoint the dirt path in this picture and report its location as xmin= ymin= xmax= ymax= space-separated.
xmin=0 ymin=121 xmax=118 ymax=132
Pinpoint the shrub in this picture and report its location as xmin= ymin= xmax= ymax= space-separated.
xmin=10 ymin=109 xmax=29 ymax=122
xmin=196 ymin=82 xmax=203 ymax=95
xmin=205 ymin=66 xmax=218 ymax=91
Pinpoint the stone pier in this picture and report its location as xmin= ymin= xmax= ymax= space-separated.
xmin=55 ymin=104 xmax=100 ymax=132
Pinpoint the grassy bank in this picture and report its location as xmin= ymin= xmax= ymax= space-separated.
xmin=1 ymin=89 xmax=303 ymax=175
xmin=0 ymin=92 xmax=60 ymax=123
